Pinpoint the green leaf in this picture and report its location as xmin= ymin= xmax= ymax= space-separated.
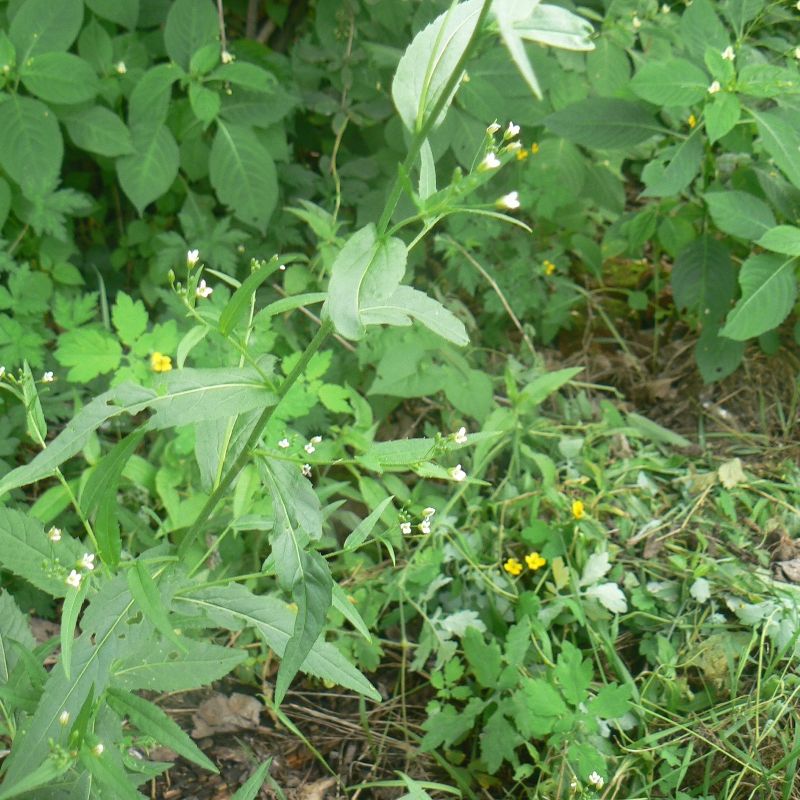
xmin=230 ymin=760 xmax=273 ymax=800
xmin=671 ymin=235 xmax=736 ymax=320
xmin=463 ymin=628 xmax=502 ymax=688
xmin=721 ymin=254 xmax=796 ymax=340
xmin=0 ymin=509 xmax=84 ymax=597
xmin=0 ymin=590 xmax=35 ymax=685
xmin=640 ymin=129 xmax=703 ymax=197
xmin=480 ymin=711 xmax=521 ymax=774
xmin=750 ymin=108 xmax=800 ymax=191
xmin=210 ymin=63 xmax=277 ymax=93
xmin=106 ymin=688 xmax=217 ymax=773
xmin=514 ymin=4 xmax=594 ymax=51
xmin=513 ymin=678 xmax=567 ymax=737
xmin=757 ymin=225 xmax=800 ymax=256
xmin=343 ymin=496 xmax=395 ymax=551
xmin=0 ymin=95 xmax=63 ymax=195
xmin=587 ymin=38 xmax=631 ymax=97
xmin=420 ymin=698 xmax=485 ymax=751
xmin=189 ymin=83 xmax=221 ymax=125
xmin=209 ymin=121 xmax=278 ymax=232
xmin=695 ymin=324 xmax=745 ymax=383
xmin=493 ymin=0 xmax=543 ymax=98
xmin=219 ymin=260 xmax=281 ymax=335
xmin=112 ymin=291 xmax=148 ymax=345
xmin=65 ymin=107 xmax=134 ymax=157
xmin=705 ymin=92 xmax=740 ymax=144
xmin=117 ymin=124 xmax=179 ymax=215
xmin=360 ymin=285 xmax=468 ymax=346
xmin=80 ymin=745 xmax=144 ymax=800
xmin=127 ymin=564 xmax=185 ymax=651
xmin=177 ymin=584 xmax=380 ymax=699
xmin=679 ymin=0 xmax=728 ymax=60
xmin=588 ymin=683 xmax=632 ymax=718
xmin=86 ymin=0 xmax=139 ymax=29
xmin=704 ymin=190 xmax=775 ymax=241
xmin=392 ymin=0 xmax=484 ymax=131
xmin=10 ymin=0 xmax=83 ymax=58
xmin=630 ymin=58 xmax=708 ymax=106
xmin=554 ymin=641 xmax=592 ymax=706
xmin=20 ymin=53 xmax=98 ymax=104
xmin=326 ymin=224 xmax=407 ymax=341
xmin=60 ymin=578 xmax=89 ymax=680
xmin=54 ymin=328 xmax=122 ymax=382
xmin=737 ymin=65 xmax=800 ymax=98
xmin=0 ymin=757 xmax=71 ymax=800
xmin=164 ymin=0 xmax=219 ymax=70
xmin=545 ymin=98 xmax=662 ymax=149
xmin=519 ymin=367 xmax=583 ymax=409
xmin=127 ymin=64 xmax=183 ymax=133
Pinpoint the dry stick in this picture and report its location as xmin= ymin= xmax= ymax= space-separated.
xmin=256 ymin=18 xmax=276 ymax=43
xmin=216 ymin=0 xmax=227 ymax=52
xmin=442 ymin=235 xmax=536 ymax=358
xmin=246 ymin=0 xmax=259 ymax=38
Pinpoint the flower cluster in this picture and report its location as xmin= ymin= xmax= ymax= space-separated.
xmin=65 ymin=552 xmax=95 ymax=590
xmin=504 ymin=550 xmax=547 ymax=576
xmin=400 ymin=506 xmax=436 ymax=535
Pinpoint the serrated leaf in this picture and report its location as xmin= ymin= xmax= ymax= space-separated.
xmin=54 ymin=328 xmax=122 ymax=382
xmin=61 ymin=578 xmax=89 ymax=680
xmin=117 ymin=124 xmax=179 ymax=215
xmin=554 ymin=641 xmax=592 ymax=705
xmin=0 ymin=95 xmax=63 ymax=195
xmin=107 ymin=688 xmax=217 ymax=772
xmin=112 ymin=291 xmax=148 ymax=345
xmin=757 ymin=225 xmax=800 ymax=256
xmin=588 ymin=683 xmax=631 ymax=718
xmin=65 ymin=107 xmax=134 ymax=157
xmin=20 ymin=53 xmax=98 ymax=104
xmin=480 ymin=711 xmax=521 ymax=774
xmin=690 ymin=577 xmax=711 ymax=603
xmin=750 ymin=108 xmax=800 ymax=191
xmin=705 ymin=190 xmax=775 ymax=241
xmin=463 ymin=628 xmax=502 ymax=688
xmin=519 ymin=367 xmax=583 ymax=409
xmin=671 ymin=235 xmax=736 ymax=320
xmin=721 ymin=254 xmax=796 ymax=340
xmin=579 ymin=551 xmax=612 ymax=586
xmin=585 ymin=582 xmax=628 ymax=613
xmin=695 ymin=324 xmax=745 ymax=383
xmin=493 ymin=0 xmax=544 ymax=98
xmin=209 ymin=121 xmax=278 ymax=232
xmin=164 ymin=0 xmax=218 ymax=70
xmin=128 ymin=63 xmax=182 ymax=133
xmin=86 ymin=0 xmax=139 ymax=29
xmin=10 ymin=0 xmax=83 ymax=58
xmin=211 ymin=63 xmax=276 ymax=92
xmin=392 ymin=0 xmax=483 ymax=131
xmin=0 ymin=590 xmax=35 ymax=684
xmin=0 ymin=757 xmax=70 ymax=800
xmin=631 ymin=58 xmax=708 ymax=106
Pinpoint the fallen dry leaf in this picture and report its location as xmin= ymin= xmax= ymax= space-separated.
xmin=290 ymin=777 xmax=337 ymax=800
xmin=191 ymin=692 xmax=262 ymax=738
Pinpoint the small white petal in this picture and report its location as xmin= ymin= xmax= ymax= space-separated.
xmin=721 ymin=45 xmax=735 ymax=60
xmin=708 ymin=80 xmax=722 ymax=94
xmin=302 ymin=464 xmax=312 ymax=477
xmin=187 ymin=249 xmax=200 ymax=266
xmin=92 ymin=743 xmax=104 ymax=756
xmin=304 ymin=443 xmax=315 ymax=454
xmin=0 ymin=366 xmax=5 ymax=378
xmin=497 ymin=191 xmax=520 ymax=211
xmin=221 ymin=50 xmax=235 ymax=64
xmin=504 ymin=121 xmax=520 ymax=139
xmin=278 ymin=438 xmax=290 ymax=449
xmin=42 ymin=371 xmax=54 ymax=383
xmin=450 ymin=464 xmax=467 ymax=482
xmin=479 ymin=152 xmax=501 ymax=171
xmin=48 ymin=526 xmax=62 ymax=542
xmin=59 ymin=710 xmax=70 ymax=726
xmin=454 ymin=426 xmax=468 ymax=444
xmin=66 ymin=570 xmax=81 ymax=589
xmin=115 ymin=61 xmax=127 ymax=74
xmin=486 ymin=120 xmax=501 ymax=135
xmin=400 ymin=522 xmax=412 ymax=535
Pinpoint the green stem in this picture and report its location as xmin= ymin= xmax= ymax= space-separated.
xmin=376 ymin=0 xmax=493 ymax=235
xmin=181 ymin=319 xmax=333 ymax=553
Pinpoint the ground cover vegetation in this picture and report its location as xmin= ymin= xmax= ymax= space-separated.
xmin=0 ymin=0 xmax=799 ymax=797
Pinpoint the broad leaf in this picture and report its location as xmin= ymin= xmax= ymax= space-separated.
xmin=750 ymin=108 xmax=800 ymax=191
xmin=515 ymin=4 xmax=594 ymax=51
xmin=704 ymin=190 xmax=775 ymax=241
xmin=0 ymin=590 xmax=35 ymax=684
xmin=9 ymin=0 xmax=83 ymax=58
xmin=164 ymin=0 xmax=218 ymax=70
xmin=630 ymin=58 xmax=708 ymax=106
xmin=671 ymin=235 xmax=736 ymax=320
xmin=705 ymin=93 xmax=740 ymax=144
xmin=65 ymin=107 xmax=134 ymax=157
xmin=641 ymin=131 xmax=704 ymax=197
xmin=757 ymin=225 xmax=800 ymax=256
xmin=20 ymin=53 xmax=98 ymax=104
xmin=117 ymin=124 xmax=179 ymax=215
xmin=695 ymin=325 xmax=745 ymax=383
xmin=54 ymin=328 xmax=122 ymax=382
xmin=127 ymin=63 xmax=182 ymax=134
xmin=86 ymin=0 xmax=139 ymax=29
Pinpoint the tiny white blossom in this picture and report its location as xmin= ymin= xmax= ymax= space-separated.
xmin=78 ymin=553 xmax=95 ymax=571
xmin=59 ymin=710 xmax=70 ymax=726
xmin=48 ymin=526 xmax=62 ymax=542
xmin=504 ymin=121 xmax=520 ymax=139
xmin=279 ymin=263 xmax=287 ymax=271
xmin=661 ymin=2 xmax=670 ymax=11
xmin=795 ymin=46 xmax=800 ymax=59
xmin=66 ymin=570 xmax=81 ymax=589
xmin=588 ymin=771 xmax=604 ymax=789
xmin=221 ymin=49 xmax=235 ymax=64
xmin=454 ymin=426 xmax=468 ymax=444
xmin=486 ymin=120 xmax=501 ymax=135
xmin=310 ymin=435 xmax=322 ymax=444
xmin=187 ymin=249 xmax=200 ymax=267
xmin=497 ymin=191 xmax=520 ymax=211
xmin=503 ymin=140 xmax=522 ymax=153
xmin=195 ymin=279 xmax=213 ymax=299
xmin=115 ymin=61 xmax=127 ymax=74
xmin=708 ymin=80 xmax=722 ymax=94
xmin=301 ymin=463 xmax=312 ymax=477
xmin=450 ymin=464 xmax=467 ymax=482
xmin=42 ymin=371 xmax=54 ymax=383
xmin=422 ymin=507 xmax=436 ymax=518
xmin=278 ymin=438 xmax=290 ymax=449
xmin=419 ymin=519 xmax=431 ymax=534
xmin=479 ymin=152 xmax=501 ymax=171
xmin=0 ymin=366 xmax=5 ymax=378
xmin=570 ymin=778 xmax=578 ymax=791
xmin=92 ymin=743 xmax=104 ymax=756
xmin=632 ymin=14 xmax=641 ymax=28
xmin=304 ymin=442 xmax=316 ymax=454
xmin=721 ymin=45 xmax=735 ymax=60
xmin=400 ymin=522 xmax=412 ymax=535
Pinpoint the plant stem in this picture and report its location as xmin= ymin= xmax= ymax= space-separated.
xmin=182 ymin=319 xmax=333 ymax=552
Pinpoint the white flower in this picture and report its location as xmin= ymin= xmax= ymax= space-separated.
xmin=92 ymin=743 xmax=104 ymax=756
xmin=279 ymin=263 xmax=287 ymax=271
xmin=422 ymin=507 xmax=436 ymax=518
xmin=708 ymin=80 xmax=722 ymax=94
xmin=479 ymin=152 xmax=501 ymax=171
xmin=304 ymin=442 xmax=316 ymax=454
xmin=66 ymin=570 xmax=81 ymax=589
xmin=632 ymin=14 xmax=642 ymax=28
xmin=0 ymin=366 xmax=5 ymax=378
xmin=59 ymin=710 xmax=70 ymax=726
xmin=48 ymin=526 xmax=62 ymax=542
xmin=42 ymin=371 xmax=54 ymax=383
xmin=454 ymin=426 xmax=468 ymax=444
xmin=115 ymin=61 xmax=127 ymax=74
xmin=497 ymin=191 xmax=520 ymax=211
xmin=570 ymin=778 xmax=578 ymax=791
xmin=221 ymin=49 xmax=235 ymax=64
xmin=588 ymin=771 xmax=604 ymax=789
xmin=419 ymin=519 xmax=431 ymax=534
xmin=503 ymin=140 xmax=522 ymax=153
xmin=278 ymin=438 xmax=290 ymax=449
xmin=504 ymin=121 xmax=520 ymax=139
xmin=400 ymin=522 xmax=412 ymax=535
xmin=721 ymin=45 xmax=735 ymax=60
xmin=450 ymin=464 xmax=467 ymax=482
xmin=486 ymin=120 xmax=501 ymax=135
xmin=795 ymin=46 xmax=800 ymax=59
xmin=186 ymin=249 xmax=200 ymax=267
xmin=661 ymin=2 xmax=670 ymax=11
xmin=195 ymin=279 xmax=213 ymax=299
xmin=78 ymin=553 xmax=95 ymax=571
xmin=310 ymin=435 xmax=322 ymax=444
xmin=301 ymin=463 xmax=312 ymax=477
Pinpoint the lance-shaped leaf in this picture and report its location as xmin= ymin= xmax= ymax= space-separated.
xmin=0 ymin=590 xmax=35 ymax=685
xmin=325 ymin=224 xmax=407 ymax=341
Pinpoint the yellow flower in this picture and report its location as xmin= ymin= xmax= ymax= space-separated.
xmin=543 ymin=259 xmax=556 ymax=275
xmin=525 ymin=552 xmax=546 ymax=571
xmin=688 ymin=113 xmax=697 ymax=129
xmin=151 ymin=352 xmax=173 ymax=373
xmin=516 ymin=147 xmax=529 ymax=161
xmin=530 ymin=142 xmax=540 ymax=155
xmin=571 ymin=500 xmax=585 ymax=520
xmin=503 ymin=557 xmax=523 ymax=576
